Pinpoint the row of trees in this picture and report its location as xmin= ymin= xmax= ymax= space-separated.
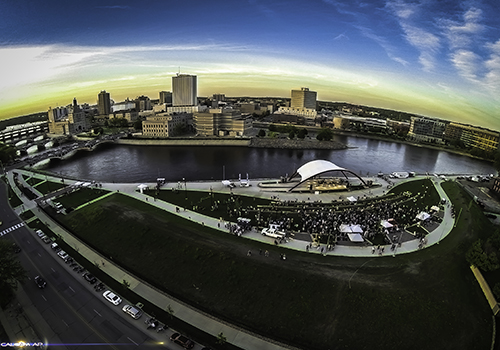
xmin=0 ymin=240 xmax=27 ymax=307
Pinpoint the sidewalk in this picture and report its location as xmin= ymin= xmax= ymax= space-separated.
xmin=5 ymin=169 xmax=456 ymax=349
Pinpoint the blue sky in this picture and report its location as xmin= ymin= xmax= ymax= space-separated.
xmin=1 ymin=0 xmax=499 ymax=130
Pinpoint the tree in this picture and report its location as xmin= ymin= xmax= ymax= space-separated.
xmin=268 ymin=124 xmax=277 ymax=132
xmin=494 ymin=151 xmax=500 ymax=174
xmin=257 ymin=129 xmax=266 ymax=137
xmin=0 ymin=240 xmax=27 ymax=307
xmin=297 ymin=128 xmax=307 ymax=139
xmin=133 ymin=119 xmax=143 ymax=131
xmin=316 ymin=128 xmax=334 ymax=141
xmin=216 ymin=332 xmax=227 ymax=345
xmin=288 ymin=130 xmax=296 ymax=139
xmin=0 ymin=142 xmax=16 ymax=164
xmin=466 ymin=239 xmax=500 ymax=271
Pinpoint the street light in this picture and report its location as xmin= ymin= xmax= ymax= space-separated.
xmin=183 ymin=178 xmax=187 ymax=200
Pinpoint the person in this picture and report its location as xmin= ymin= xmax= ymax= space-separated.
xmin=247 ymin=250 xmax=252 ymax=256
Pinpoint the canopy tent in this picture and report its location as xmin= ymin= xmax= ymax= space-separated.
xmin=380 ymin=220 xmax=393 ymax=228
xmin=347 ymin=196 xmax=357 ymax=202
xmin=339 ymin=224 xmax=363 ymax=234
xmin=431 ymin=205 xmax=440 ymax=212
xmin=347 ymin=233 xmax=364 ymax=242
xmin=416 ymin=212 xmax=431 ymax=221
xmin=137 ymin=183 xmax=149 ymax=194
xmin=222 ymin=180 xmax=235 ymax=187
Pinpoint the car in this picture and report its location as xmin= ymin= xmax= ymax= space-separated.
xmin=83 ymin=272 xmax=97 ymax=284
xmin=42 ymin=236 xmax=52 ymax=244
xmin=57 ymin=250 xmax=68 ymax=260
xmin=36 ymin=229 xmax=45 ymax=237
xmin=122 ymin=304 xmax=142 ymax=319
xmin=51 ymin=242 xmax=60 ymax=252
xmin=170 ymin=333 xmax=195 ymax=349
xmin=34 ymin=276 xmax=47 ymax=289
xmin=103 ymin=290 xmax=122 ymax=305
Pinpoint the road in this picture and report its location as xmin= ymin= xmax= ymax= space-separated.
xmin=0 ymin=180 xmax=168 ymax=349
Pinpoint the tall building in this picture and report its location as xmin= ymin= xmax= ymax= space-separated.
xmin=291 ymin=87 xmax=316 ymax=109
xmin=97 ymin=90 xmax=111 ymax=116
xmin=172 ymin=74 xmax=197 ymax=106
xmin=407 ymin=117 xmax=448 ymax=143
xmin=48 ymin=98 xmax=92 ymax=135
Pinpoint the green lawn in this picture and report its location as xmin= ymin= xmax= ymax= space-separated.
xmin=56 ymin=187 xmax=110 ymax=210
xmin=56 ymin=179 xmax=493 ymax=350
xmin=34 ymin=181 xmax=67 ymax=195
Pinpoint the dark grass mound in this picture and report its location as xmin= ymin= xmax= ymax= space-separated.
xmin=58 ymin=182 xmax=493 ymax=350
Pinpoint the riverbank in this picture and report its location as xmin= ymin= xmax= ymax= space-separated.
xmin=113 ymin=136 xmax=347 ymax=150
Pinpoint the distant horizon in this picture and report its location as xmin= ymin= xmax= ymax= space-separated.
xmin=1 ymin=1 xmax=499 ymax=131
xmin=3 ymin=90 xmax=500 ymax=133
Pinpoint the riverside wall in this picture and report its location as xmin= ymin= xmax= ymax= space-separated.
xmin=115 ymin=137 xmax=347 ymax=150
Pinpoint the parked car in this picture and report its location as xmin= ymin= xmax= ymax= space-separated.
xmin=103 ymin=290 xmax=122 ymax=305
xmin=36 ymin=229 xmax=45 ymax=237
xmin=34 ymin=276 xmax=47 ymax=289
xmin=57 ymin=250 xmax=68 ymax=260
xmin=83 ymin=272 xmax=97 ymax=284
xmin=170 ymin=333 xmax=195 ymax=349
xmin=122 ymin=304 xmax=142 ymax=319
xmin=51 ymin=242 xmax=61 ymax=252
xmin=42 ymin=236 xmax=52 ymax=244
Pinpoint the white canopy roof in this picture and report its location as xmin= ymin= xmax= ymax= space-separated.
xmin=347 ymin=233 xmax=364 ymax=242
xmin=380 ymin=220 xmax=393 ymax=228
xmin=347 ymin=196 xmax=357 ymax=202
xmin=340 ymin=224 xmax=363 ymax=233
xmin=137 ymin=184 xmax=149 ymax=189
xmin=294 ymin=160 xmax=348 ymax=183
xmin=431 ymin=206 xmax=440 ymax=212
xmin=416 ymin=212 xmax=431 ymax=221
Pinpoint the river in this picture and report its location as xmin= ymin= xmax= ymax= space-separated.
xmin=39 ymin=135 xmax=495 ymax=183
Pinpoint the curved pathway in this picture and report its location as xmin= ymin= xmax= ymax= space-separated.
xmin=4 ymin=169 xmax=456 ymax=350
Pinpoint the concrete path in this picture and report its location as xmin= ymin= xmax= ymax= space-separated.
xmin=4 ymin=169 xmax=456 ymax=350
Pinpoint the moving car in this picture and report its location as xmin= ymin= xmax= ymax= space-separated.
xmin=103 ymin=290 xmax=122 ymax=305
xmin=122 ymin=304 xmax=142 ymax=319
xmin=34 ymin=276 xmax=47 ymax=289
xmin=170 ymin=333 xmax=195 ymax=349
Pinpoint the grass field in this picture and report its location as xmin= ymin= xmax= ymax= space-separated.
xmin=34 ymin=181 xmax=67 ymax=195
xmin=55 ymin=187 xmax=110 ymax=209
xmin=55 ymin=178 xmax=494 ymax=350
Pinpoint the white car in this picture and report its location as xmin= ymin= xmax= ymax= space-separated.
xmin=57 ymin=250 xmax=68 ymax=260
xmin=103 ymin=290 xmax=122 ymax=305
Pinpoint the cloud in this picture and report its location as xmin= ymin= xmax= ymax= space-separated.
xmin=484 ymin=39 xmax=500 ymax=94
xmin=355 ymin=25 xmax=409 ymax=66
xmin=441 ymin=7 xmax=485 ymax=49
xmin=333 ymin=32 xmax=349 ymax=41
xmin=450 ymin=49 xmax=481 ymax=82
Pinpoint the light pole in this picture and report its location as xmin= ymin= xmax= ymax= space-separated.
xmin=183 ymin=178 xmax=187 ymax=200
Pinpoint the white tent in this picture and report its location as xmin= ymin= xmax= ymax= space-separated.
xmin=340 ymin=224 xmax=363 ymax=234
xmin=222 ymin=180 xmax=234 ymax=187
xmin=380 ymin=220 xmax=393 ymax=228
xmin=347 ymin=233 xmax=364 ymax=242
xmin=137 ymin=183 xmax=149 ymax=194
xmin=416 ymin=212 xmax=431 ymax=221
xmin=431 ymin=206 xmax=440 ymax=212
xmin=347 ymin=196 xmax=357 ymax=202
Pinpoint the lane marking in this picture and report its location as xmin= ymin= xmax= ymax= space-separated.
xmin=41 ymin=295 xmax=47 ymax=301
xmin=127 ymin=337 xmax=138 ymax=346
xmin=51 ymin=268 xmax=55 ymax=272
xmin=93 ymin=309 xmax=102 ymax=317
xmin=37 ymin=253 xmax=41 ymax=257
xmin=62 ymin=319 xmax=69 ymax=327
xmin=69 ymin=286 xmax=75 ymax=293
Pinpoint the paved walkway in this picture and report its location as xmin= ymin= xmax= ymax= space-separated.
xmin=4 ymin=169 xmax=456 ymax=350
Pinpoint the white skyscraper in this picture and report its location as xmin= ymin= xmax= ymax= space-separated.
xmin=172 ymin=74 xmax=197 ymax=106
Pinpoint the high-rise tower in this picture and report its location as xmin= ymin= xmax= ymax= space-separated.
xmin=98 ymin=90 xmax=111 ymax=116
xmin=291 ymin=87 xmax=316 ymax=109
xmin=172 ymin=74 xmax=197 ymax=106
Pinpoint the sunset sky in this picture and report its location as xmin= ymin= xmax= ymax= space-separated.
xmin=1 ymin=0 xmax=499 ymax=130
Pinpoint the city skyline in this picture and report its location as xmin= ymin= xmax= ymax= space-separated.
xmin=1 ymin=0 xmax=499 ymax=131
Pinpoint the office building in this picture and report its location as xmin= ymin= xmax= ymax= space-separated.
xmin=142 ymin=113 xmax=192 ymax=138
xmin=194 ymin=108 xmax=251 ymax=136
xmin=98 ymin=90 xmax=111 ymax=116
xmin=444 ymin=123 xmax=499 ymax=153
xmin=172 ymin=74 xmax=197 ymax=106
xmin=291 ymin=87 xmax=317 ymax=109
xmin=407 ymin=117 xmax=448 ymax=143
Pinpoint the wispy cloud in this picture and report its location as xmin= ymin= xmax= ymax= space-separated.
xmin=440 ymin=7 xmax=485 ymax=49
xmin=355 ymin=25 xmax=409 ymax=66
xmin=333 ymin=32 xmax=349 ymax=41
xmin=484 ymin=39 xmax=500 ymax=94
xmin=385 ymin=0 xmax=441 ymax=71
xmin=450 ymin=49 xmax=481 ymax=82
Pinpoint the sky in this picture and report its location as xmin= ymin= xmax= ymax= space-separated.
xmin=1 ymin=0 xmax=499 ymax=130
